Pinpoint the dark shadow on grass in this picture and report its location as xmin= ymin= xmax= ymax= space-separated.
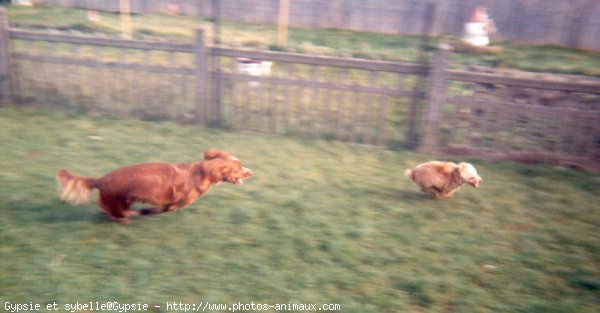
xmin=365 ymin=185 xmax=436 ymax=202
xmin=338 ymin=179 xmax=439 ymax=203
xmin=393 ymin=189 xmax=435 ymax=201
xmin=28 ymin=200 xmax=110 ymax=224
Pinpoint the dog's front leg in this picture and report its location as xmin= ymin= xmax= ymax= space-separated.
xmin=139 ymin=201 xmax=187 ymax=215
xmin=139 ymin=196 xmax=197 ymax=216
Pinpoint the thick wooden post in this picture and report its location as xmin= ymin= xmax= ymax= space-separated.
xmin=0 ymin=8 xmax=14 ymax=105
xmin=211 ymin=0 xmax=221 ymax=45
xmin=420 ymin=43 xmax=451 ymax=153
xmin=406 ymin=2 xmax=436 ymax=149
xmin=194 ymin=28 xmax=209 ymax=125
xmin=211 ymin=49 xmax=222 ymax=128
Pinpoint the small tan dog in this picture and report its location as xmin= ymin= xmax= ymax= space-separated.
xmin=405 ymin=161 xmax=482 ymax=198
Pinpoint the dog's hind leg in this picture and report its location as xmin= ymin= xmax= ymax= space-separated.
xmin=98 ymin=194 xmax=134 ymax=224
xmin=421 ymin=185 xmax=441 ymax=198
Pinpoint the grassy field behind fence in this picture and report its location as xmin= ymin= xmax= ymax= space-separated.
xmin=5 ymin=5 xmax=600 ymax=76
xmin=1 ymin=107 xmax=599 ymax=312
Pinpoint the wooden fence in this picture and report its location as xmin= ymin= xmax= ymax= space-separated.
xmin=211 ymin=48 xmax=426 ymax=146
xmin=0 ymin=9 xmax=599 ymax=168
xmin=6 ymin=26 xmax=200 ymax=121
xmin=422 ymin=45 xmax=600 ymax=166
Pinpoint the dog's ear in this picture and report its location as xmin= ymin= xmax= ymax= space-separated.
xmin=190 ymin=160 xmax=225 ymax=184
xmin=204 ymin=149 xmax=231 ymax=160
xmin=199 ymin=157 xmax=225 ymax=183
xmin=442 ymin=162 xmax=458 ymax=175
xmin=211 ymin=165 xmax=224 ymax=182
xmin=191 ymin=162 xmax=203 ymax=176
xmin=452 ymin=166 xmax=461 ymax=177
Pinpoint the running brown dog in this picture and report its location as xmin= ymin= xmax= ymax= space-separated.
xmin=56 ymin=149 xmax=252 ymax=223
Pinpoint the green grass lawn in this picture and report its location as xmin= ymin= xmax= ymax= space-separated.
xmin=4 ymin=5 xmax=600 ymax=76
xmin=1 ymin=107 xmax=599 ymax=312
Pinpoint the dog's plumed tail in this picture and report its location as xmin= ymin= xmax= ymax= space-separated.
xmin=404 ymin=169 xmax=414 ymax=181
xmin=56 ymin=169 xmax=97 ymax=205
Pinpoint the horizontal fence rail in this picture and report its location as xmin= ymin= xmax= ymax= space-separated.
xmin=446 ymin=70 xmax=600 ymax=94
xmin=9 ymin=29 xmax=195 ymax=52
xmin=214 ymin=47 xmax=428 ymax=74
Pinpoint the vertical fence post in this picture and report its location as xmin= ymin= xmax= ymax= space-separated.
xmin=277 ymin=0 xmax=290 ymax=49
xmin=406 ymin=2 xmax=436 ymax=149
xmin=119 ymin=0 xmax=133 ymax=39
xmin=420 ymin=42 xmax=451 ymax=153
xmin=210 ymin=57 xmax=222 ymax=128
xmin=210 ymin=0 xmax=223 ymax=128
xmin=211 ymin=0 xmax=221 ymax=45
xmin=194 ymin=28 xmax=209 ymax=125
xmin=0 ymin=8 xmax=14 ymax=106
